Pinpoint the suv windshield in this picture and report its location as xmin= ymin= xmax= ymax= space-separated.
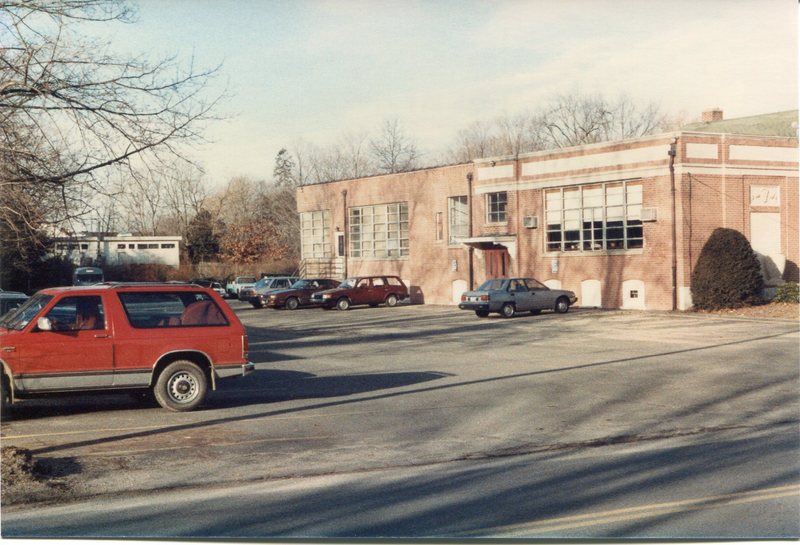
xmin=0 ymin=293 xmax=53 ymax=331
xmin=340 ymin=278 xmax=356 ymax=288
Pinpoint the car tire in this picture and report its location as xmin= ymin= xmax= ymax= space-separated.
xmin=555 ymin=296 xmax=570 ymax=314
xmin=336 ymin=297 xmax=351 ymax=311
xmin=251 ymin=300 xmax=263 ymax=309
xmin=286 ymin=297 xmax=299 ymax=311
xmin=154 ymin=360 xmax=207 ymax=412
xmin=385 ymin=294 xmax=398 ymax=307
xmin=475 ymin=310 xmax=489 ymax=318
xmin=500 ymin=303 xmax=515 ymax=318
xmin=530 ymin=309 xmax=542 ymax=316
xmin=1 ymin=375 xmax=11 ymax=418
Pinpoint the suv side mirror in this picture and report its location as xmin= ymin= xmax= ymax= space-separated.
xmin=37 ymin=317 xmax=53 ymax=331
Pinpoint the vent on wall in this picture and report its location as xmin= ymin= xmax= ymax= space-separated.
xmin=641 ymin=208 xmax=658 ymax=222
xmin=523 ymin=215 xmax=538 ymax=228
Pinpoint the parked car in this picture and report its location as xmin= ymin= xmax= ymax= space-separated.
xmin=225 ymin=276 xmax=257 ymax=299
xmin=190 ymin=279 xmax=226 ymax=297
xmin=459 ymin=277 xmax=577 ymax=318
xmin=0 ymin=283 xmax=254 ymax=413
xmin=240 ymin=276 xmax=300 ymax=308
xmin=310 ymin=276 xmax=409 ymax=311
xmin=264 ymin=278 xmax=340 ymax=310
xmin=0 ymin=292 xmax=28 ymax=318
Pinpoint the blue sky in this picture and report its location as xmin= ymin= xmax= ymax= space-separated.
xmin=92 ymin=0 xmax=798 ymax=186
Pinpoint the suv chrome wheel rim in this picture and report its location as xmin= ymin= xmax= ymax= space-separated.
xmin=168 ymin=372 xmax=198 ymax=403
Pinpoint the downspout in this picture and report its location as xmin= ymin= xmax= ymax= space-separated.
xmin=467 ymin=172 xmax=474 ymax=290
xmin=669 ymin=137 xmax=678 ymax=311
xmin=341 ymin=189 xmax=348 ymax=279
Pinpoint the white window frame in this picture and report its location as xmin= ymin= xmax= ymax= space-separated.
xmin=486 ymin=192 xmax=507 ymax=224
xmin=300 ymin=210 xmax=331 ymax=259
xmin=545 ymin=181 xmax=643 ymax=253
xmin=349 ymin=202 xmax=409 ymax=259
xmin=448 ymin=195 xmax=469 ymax=246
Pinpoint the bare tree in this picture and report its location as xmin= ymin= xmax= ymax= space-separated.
xmin=541 ymin=92 xmax=665 ymax=148
xmin=449 ymin=93 xmax=667 ymax=160
xmin=338 ymin=131 xmax=374 ymax=179
xmin=0 ymin=0 xmax=222 ymax=249
xmin=161 ymin=164 xmax=209 ymax=235
xmin=370 ymin=117 xmax=419 ymax=174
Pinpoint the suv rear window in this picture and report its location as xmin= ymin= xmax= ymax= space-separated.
xmin=387 ymin=277 xmax=404 ymax=286
xmin=118 ymin=292 xmax=229 ymax=328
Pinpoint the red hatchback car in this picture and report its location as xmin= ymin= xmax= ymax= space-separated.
xmin=309 ymin=276 xmax=408 ymax=311
xmin=0 ymin=284 xmax=253 ymax=413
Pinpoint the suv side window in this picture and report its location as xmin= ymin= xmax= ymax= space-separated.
xmin=118 ymin=292 xmax=229 ymax=328
xmin=357 ymin=279 xmax=370 ymax=289
xmin=45 ymin=295 xmax=105 ymax=331
xmin=373 ymin=277 xmax=386 ymax=287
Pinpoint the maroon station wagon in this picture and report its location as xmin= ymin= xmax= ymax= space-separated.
xmin=264 ymin=278 xmax=340 ymax=310
xmin=310 ymin=276 xmax=408 ymax=311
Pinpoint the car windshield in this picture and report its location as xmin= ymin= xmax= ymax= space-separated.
xmin=291 ymin=280 xmax=311 ymax=289
xmin=478 ymin=279 xmax=506 ymax=291
xmin=339 ymin=278 xmax=356 ymax=288
xmin=254 ymin=278 xmax=270 ymax=288
xmin=0 ymin=293 xmax=53 ymax=331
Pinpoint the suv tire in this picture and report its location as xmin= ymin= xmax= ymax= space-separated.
xmin=385 ymin=294 xmax=398 ymax=307
xmin=154 ymin=360 xmax=207 ymax=412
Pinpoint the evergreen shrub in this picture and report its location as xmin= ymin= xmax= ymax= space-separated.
xmin=691 ymin=228 xmax=764 ymax=310
xmin=773 ymin=282 xmax=799 ymax=303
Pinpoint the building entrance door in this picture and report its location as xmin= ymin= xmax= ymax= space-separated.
xmin=485 ymin=248 xmax=510 ymax=278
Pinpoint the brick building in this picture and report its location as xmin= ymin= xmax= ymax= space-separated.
xmin=296 ymin=111 xmax=798 ymax=310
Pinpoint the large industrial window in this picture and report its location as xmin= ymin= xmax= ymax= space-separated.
xmin=448 ymin=196 xmax=469 ymax=245
xmin=545 ymin=181 xmax=643 ymax=252
xmin=486 ymin=192 xmax=507 ymax=223
xmin=300 ymin=210 xmax=331 ymax=259
xmin=349 ymin=202 xmax=409 ymax=259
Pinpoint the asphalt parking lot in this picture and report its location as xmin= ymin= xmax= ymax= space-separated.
xmin=2 ymin=300 xmax=798 ymax=507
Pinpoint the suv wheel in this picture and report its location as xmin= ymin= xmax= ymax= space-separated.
xmin=154 ymin=360 xmax=207 ymax=412
xmin=336 ymin=297 xmax=351 ymax=311
xmin=385 ymin=294 xmax=398 ymax=307
xmin=285 ymin=297 xmax=299 ymax=310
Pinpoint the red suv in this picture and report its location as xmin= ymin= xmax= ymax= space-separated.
xmin=0 ymin=284 xmax=253 ymax=413
xmin=310 ymin=276 xmax=408 ymax=311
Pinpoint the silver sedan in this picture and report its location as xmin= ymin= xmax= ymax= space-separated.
xmin=458 ymin=277 xmax=578 ymax=318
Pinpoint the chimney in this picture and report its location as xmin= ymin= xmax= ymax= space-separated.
xmin=702 ymin=108 xmax=723 ymax=122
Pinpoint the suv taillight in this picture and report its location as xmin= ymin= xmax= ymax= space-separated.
xmin=242 ymin=334 xmax=249 ymax=359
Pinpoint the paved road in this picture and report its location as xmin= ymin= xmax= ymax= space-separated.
xmin=2 ymin=303 xmax=798 ymax=538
